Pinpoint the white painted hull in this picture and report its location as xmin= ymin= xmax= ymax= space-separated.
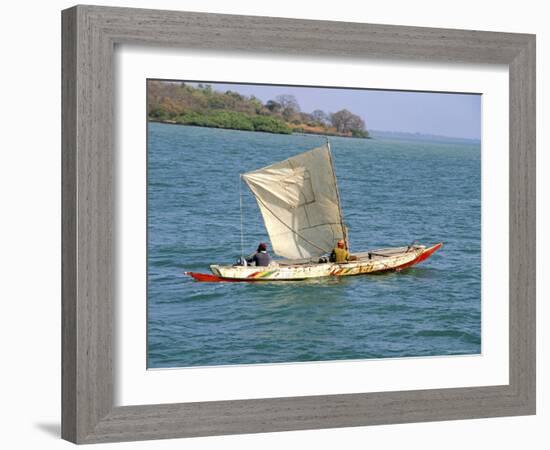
xmin=203 ymin=243 xmax=442 ymax=282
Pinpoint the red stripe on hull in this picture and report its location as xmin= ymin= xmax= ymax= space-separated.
xmin=247 ymin=271 xmax=262 ymax=278
xmin=184 ymin=272 xmax=244 ymax=283
xmin=394 ymin=243 xmax=443 ymax=271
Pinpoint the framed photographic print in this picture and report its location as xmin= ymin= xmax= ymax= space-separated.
xmin=62 ymin=5 xmax=535 ymax=444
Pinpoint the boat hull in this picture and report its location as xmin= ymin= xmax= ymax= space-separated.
xmin=186 ymin=243 xmax=442 ymax=282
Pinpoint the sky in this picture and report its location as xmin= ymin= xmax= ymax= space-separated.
xmin=188 ymin=81 xmax=481 ymax=140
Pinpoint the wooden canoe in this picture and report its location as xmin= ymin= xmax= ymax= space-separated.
xmin=185 ymin=243 xmax=442 ymax=282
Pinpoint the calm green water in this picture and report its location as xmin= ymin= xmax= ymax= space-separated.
xmin=147 ymin=123 xmax=481 ymax=368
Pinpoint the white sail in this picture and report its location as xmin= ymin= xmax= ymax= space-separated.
xmin=242 ymin=143 xmax=346 ymax=259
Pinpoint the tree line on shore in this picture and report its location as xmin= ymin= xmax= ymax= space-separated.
xmin=147 ymin=81 xmax=369 ymax=138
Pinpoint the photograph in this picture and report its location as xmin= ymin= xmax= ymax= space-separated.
xmin=1 ymin=0 xmax=541 ymax=447
xmin=146 ymin=80 xmax=482 ymax=369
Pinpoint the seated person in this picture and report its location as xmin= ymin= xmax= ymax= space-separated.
xmin=330 ymin=239 xmax=350 ymax=263
xmin=246 ymin=242 xmax=272 ymax=267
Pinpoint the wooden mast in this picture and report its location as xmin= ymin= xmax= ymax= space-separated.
xmin=326 ymin=139 xmax=349 ymax=250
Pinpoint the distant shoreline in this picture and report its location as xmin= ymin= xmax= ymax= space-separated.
xmin=149 ymin=120 xmax=481 ymax=145
xmin=370 ymin=129 xmax=481 ymax=143
xmin=148 ymin=81 xmax=370 ymax=139
xmin=149 ymin=118 xmax=372 ymax=139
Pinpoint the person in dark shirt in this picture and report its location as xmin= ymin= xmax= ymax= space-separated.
xmin=247 ymin=242 xmax=272 ymax=266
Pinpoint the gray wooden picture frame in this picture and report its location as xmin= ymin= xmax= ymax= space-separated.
xmin=61 ymin=4 xmax=536 ymax=444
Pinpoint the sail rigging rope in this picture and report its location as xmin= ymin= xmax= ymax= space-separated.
xmin=239 ymin=175 xmax=245 ymax=258
xmin=249 ymin=191 xmax=331 ymax=255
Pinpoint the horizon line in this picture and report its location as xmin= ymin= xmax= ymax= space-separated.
xmin=370 ymin=129 xmax=481 ymax=142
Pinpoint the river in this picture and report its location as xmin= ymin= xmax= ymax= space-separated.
xmin=147 ymin=123 xmax=481 ymax=368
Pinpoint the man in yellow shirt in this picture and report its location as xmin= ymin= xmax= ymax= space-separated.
xmin=330 ymin=239 xmax=350 ymax=263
